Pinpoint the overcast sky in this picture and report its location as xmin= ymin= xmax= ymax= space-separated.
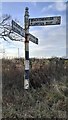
xmin=0 ymin=1 xmax=66 ymax=58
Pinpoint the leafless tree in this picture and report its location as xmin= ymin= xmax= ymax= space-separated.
xmin=0 ymin=14 xmax=23 ymax=42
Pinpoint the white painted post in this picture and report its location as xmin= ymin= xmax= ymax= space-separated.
xmin=24 ymin=7 xmax=29 ymax=89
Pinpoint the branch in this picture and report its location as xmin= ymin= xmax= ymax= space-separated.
xmin=2 ymin=36 xmax=8 ymax=41
xmin=0 ymin=15 xmax=11 ymax=25
xmin=0 ymin=15 xmax=24 ymax=42
xmin=8 ymin=34 xmax=23 ymax=42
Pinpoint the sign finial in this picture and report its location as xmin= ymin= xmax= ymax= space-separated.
xmin=25 ymin=7 xmax=29 ymax=11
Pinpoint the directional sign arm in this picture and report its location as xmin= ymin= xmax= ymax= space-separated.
xmin=29 ymin=33 xmax=38 ymax=44
xmin=29 ymin=16 xmax=61 ymax=26
xmin=12 ymin=20 xmax=25 ymax=37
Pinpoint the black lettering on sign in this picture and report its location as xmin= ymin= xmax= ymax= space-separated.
xmin=31 ymin=22 xmax=44 ymax=26
xmin=30 ymin=17 xmax=54 ymax=22
xmin=46 ymin=21 xmax=53 ymax=25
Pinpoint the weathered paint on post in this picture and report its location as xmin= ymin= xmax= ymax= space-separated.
xmin=11 ymin=7 xmax=61 ymax=90
xmin=24 ymin=7 xmax=29 ymax=89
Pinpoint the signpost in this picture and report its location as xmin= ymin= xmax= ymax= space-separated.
xmin=29 ymin=16 xmax=61 ymax=26
xmin=12 ymin=20 xmax=38 ymax=44
xmin=12 ymin=20 xmax=25 ymax=37
xmin=11 ymin=7 xmax=61 ymax=89
xmin=29 ymin=33 xmax=38 ymax=44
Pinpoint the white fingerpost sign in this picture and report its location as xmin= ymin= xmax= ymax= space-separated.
xmin=11 ymin=7 xmax=61 ymax=89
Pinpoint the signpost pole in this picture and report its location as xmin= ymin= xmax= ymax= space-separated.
xmin=11 ymin=7 xmax=61 ymax=90
xmin=24 ymin=7 xmax=29 ymax=89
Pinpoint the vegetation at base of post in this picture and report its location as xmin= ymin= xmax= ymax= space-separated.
xmin=2 ymin=57 xmax=68 ymax=119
